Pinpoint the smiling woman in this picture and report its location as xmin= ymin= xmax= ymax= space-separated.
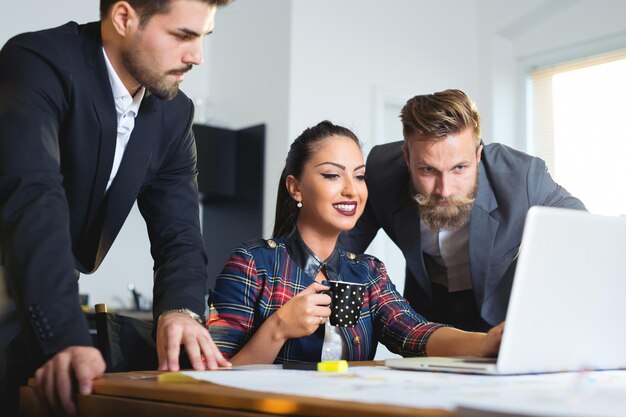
xmin=206 ymin=120 xmax=504 ymax=366
xmin=274 ymin=121 xmax=366 ymax=249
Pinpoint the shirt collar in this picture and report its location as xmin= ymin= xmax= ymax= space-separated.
xmin=102 ymin=47 xmax=145 ymax=118
xmin=283 ymin=227 xmax=342 ymax=281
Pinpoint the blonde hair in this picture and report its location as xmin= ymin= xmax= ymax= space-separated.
xmin=400 ymin=89 xmax=481 ymax=144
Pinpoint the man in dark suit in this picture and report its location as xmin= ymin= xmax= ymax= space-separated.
xmin=0 ymin=0 xmax=232 ymax=415
xmin=342 ymin=89 xmax=585 ymax=332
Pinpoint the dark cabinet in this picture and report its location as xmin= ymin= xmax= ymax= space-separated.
xmin=193 ymin=124 xmax=265 ymax=288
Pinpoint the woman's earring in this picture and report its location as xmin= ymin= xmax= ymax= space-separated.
xmin=297 ymin=201 xmax=302 ymax=208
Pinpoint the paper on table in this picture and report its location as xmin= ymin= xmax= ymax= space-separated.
xmin=179 ymin=366 xmax=626 ymax=413
xmin=456 ymin=370 xmax=626 ymax=417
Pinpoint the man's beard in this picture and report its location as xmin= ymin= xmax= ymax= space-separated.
xmin=122 ymin=42 xmax=191 ymax=100
xmin=412 ymin=172 xmax=479 ymax=232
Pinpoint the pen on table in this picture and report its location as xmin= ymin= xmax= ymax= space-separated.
xmin=284 ymin=360 xmax=349 ymax=372
xmin=223 ymin=360 xmax=349 ymax=372
xmin=158 ymin=360 xmax=351 ymax=383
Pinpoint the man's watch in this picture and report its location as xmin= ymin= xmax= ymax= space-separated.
xmin=159 ymin=308 xmax=203 ymax=324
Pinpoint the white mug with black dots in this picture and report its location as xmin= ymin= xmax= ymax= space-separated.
xmin=326 ymin=280 xmax=366 ymax=327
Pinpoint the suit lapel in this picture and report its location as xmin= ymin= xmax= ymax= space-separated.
xmin=81 ymin=22 xmax=117 ymax=229
xmin=94 ymin=96 xmax=158 ymax=266
xmin=469 ymin=161 xmax=499 ymax=302
xmin=392 ymin=188 xmax=431 ymax=298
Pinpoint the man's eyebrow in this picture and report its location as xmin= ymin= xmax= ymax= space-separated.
xmin=449 ymin=159 xmax=472 ymax=167
xmin=413 ymin=158 xmax=432 ymax=167
xmin=415 ymin=158 xmax=472 ymax=166
xmin=177 ymin=28 xmax=213 ymax=37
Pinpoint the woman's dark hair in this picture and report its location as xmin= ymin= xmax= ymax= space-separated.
xmin=272 ymin=120 xmax=361 ymax=238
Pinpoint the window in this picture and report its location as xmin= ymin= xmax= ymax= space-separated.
xmin=527 ymin=50 xmax=626 ymax=216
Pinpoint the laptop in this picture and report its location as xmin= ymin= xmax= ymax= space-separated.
xmin=385 ymin=206 xmax=626 ymax=375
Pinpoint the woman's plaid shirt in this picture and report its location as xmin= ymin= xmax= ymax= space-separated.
xmin=207 ymin=238 xmax=444 ymax=363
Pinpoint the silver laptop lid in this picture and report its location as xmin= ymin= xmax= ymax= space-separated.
xmin=497 ymin=207 xmax=626 ymax=374
xmin=386 ymin=207 xmax=626 ymax=375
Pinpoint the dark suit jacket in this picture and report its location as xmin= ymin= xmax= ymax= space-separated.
xmin=0 ymin=22 xmax=208 ymax=366
xmin=342 ymin=141 xmax=586 ymax=326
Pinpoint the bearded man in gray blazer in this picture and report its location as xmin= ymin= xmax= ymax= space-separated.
xmin=342 ymin=89 xmax=585 ymax=332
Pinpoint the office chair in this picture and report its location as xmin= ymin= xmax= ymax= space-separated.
xmin=94 ymin=303 xmax=159 ymax=372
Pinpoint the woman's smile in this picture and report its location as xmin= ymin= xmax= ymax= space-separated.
xmin=332 ymin=201 xmax=357 ymax=216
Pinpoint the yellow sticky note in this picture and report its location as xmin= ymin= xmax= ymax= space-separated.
xmin=157 ymin=372 xmax=199 ymax=383
xmin=317 ymin=360 xmax=348 ymax=372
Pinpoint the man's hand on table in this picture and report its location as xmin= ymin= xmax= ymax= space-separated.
xmin=34 ymin=345 xmax=106 ymax=417
xmin=156 ymin=311 xmax=231 ymax=371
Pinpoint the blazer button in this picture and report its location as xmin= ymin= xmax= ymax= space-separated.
xmin=266 ymin=239 xmax=277 ymax=249
xmin=346 ymin=252 xmax=356 ymax=261
xmin=353 ymin=336 xmax=361 ymax=345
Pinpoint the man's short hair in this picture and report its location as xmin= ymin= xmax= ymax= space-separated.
xmin=100 ymin=0 xmax=233 ymax=25
xmin=400 ymin=89 xmax=481 ymax=144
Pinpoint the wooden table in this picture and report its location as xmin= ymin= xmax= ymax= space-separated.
xmin=20 ymin=362 xmax=453 ymax=417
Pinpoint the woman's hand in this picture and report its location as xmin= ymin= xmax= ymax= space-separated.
xmin=426 ymin=322 xmax=505 ymax=357
xmin=227 ymin=282 xmax=331 ymax=365
xmin=478 ymin=322 xmax=505 ymax=357
xmin=272 ymin=282 xmax=331 ymax=340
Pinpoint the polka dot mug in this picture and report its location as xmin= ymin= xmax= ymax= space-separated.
xmin=325 ymin=280 xmax=366 ymax=327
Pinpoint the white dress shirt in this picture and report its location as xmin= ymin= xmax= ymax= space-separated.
xmin=102 ymin=48 xmax=145 ymax=191
xmin=321 ymin=321 xmax=347 ymax=360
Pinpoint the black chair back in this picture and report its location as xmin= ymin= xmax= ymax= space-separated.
xmin=94 ymin=304 xmax=158 ymax=372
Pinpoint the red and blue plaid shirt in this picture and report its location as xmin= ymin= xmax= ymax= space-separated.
xmin=207 ymin=236 xmax=443 ymax=363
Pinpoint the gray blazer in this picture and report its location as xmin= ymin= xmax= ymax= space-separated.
xmin=342 ymin=141 xmax=586 ymax=325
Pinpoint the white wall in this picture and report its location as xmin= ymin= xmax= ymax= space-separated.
xmin=288 ymin=0 xmax=481 ymax=150
xmin=0 ymin=1 xmax=96 ymax=44
xmin=205 ymin=0 xmax=292 ymax=236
